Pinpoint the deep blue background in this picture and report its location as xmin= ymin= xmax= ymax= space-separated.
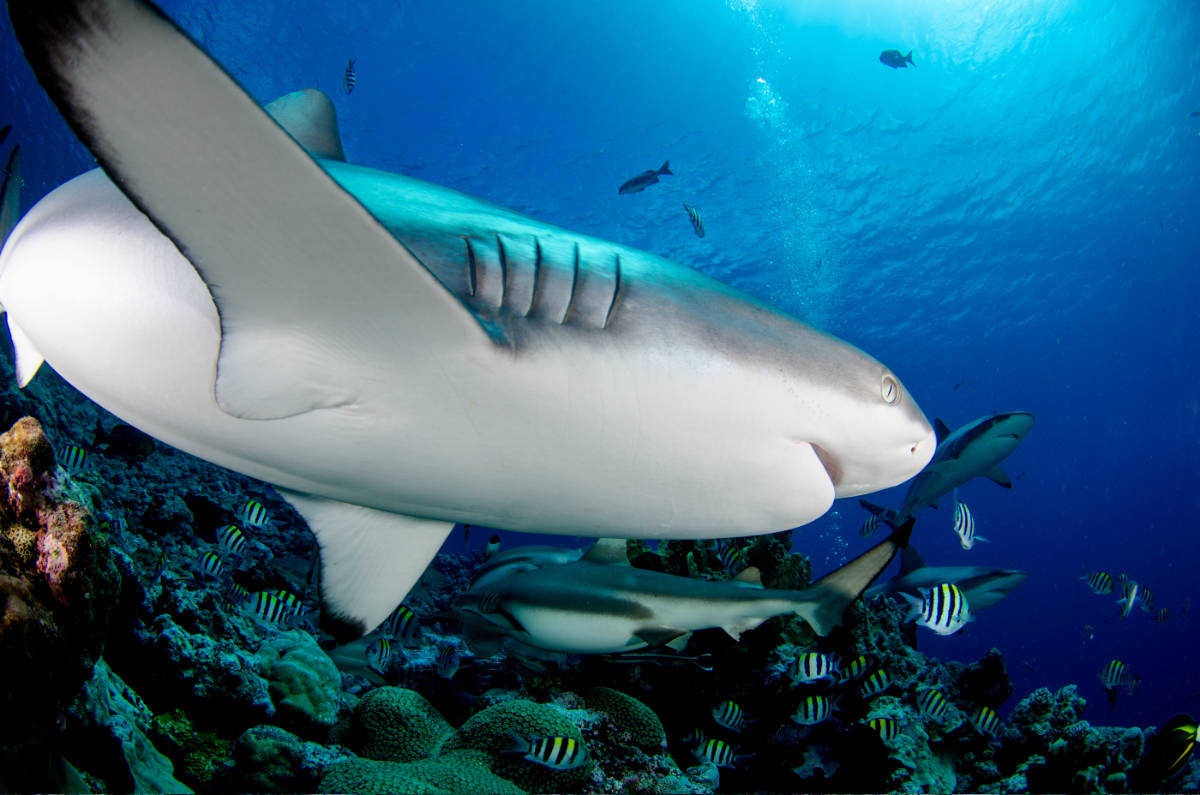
xmin=2 ymin=0 xmax=1198 ymax=729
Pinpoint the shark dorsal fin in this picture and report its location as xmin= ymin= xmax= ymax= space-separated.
xmin=899 ymin=545 xmax=926 ymax=576
xmin=732 ymin=566 xmax=763 ymax=587
xmin=264 ymin=89 xmax=346 ymax=161
xmin=933 ymin=418 xmax=952 ymax=444
xmin=583 ymin=538 xmax=631 ymax=565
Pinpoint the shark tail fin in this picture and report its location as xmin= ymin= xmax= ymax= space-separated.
xmin=906 ymin=50 xmax=915 ymax=66
xmin=859 ymin=500 xmax=901 ymax=529
xmin=658 ymin=160 xmax=672 ymax=175
xmin=796 ymin=519 xmax=914 ymax=635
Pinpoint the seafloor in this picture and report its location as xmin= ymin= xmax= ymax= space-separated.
xmin=0 ymin=363 xmax=1194 ymax=794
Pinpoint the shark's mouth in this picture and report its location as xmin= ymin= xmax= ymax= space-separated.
xmin=811 ymin=444 xmax=843 ymax=488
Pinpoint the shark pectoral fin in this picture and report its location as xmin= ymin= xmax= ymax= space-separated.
xmin=983 ymin=466 xmax=1013 ymax=488
xmin=583 ymin=538 xmax=633 ymax=565
xmin=634 ymin=626 xmax=691 ymax=648
xmin=6 ymin=317 xmax=43 ymax=387
xmin=264 ymin=89 xmax=346 ymax=161
xmin=799 ymin=519 xmax=912 ymax=635
xmin=278 ymin=489 xmax=452 ymax=642
xmin=933 ymin=418 xmax=952 ymax=444
xmin=0 ymin=144 xmax=20 ymax=255
xmin=9 ymin=0 xmax=495 ymax=421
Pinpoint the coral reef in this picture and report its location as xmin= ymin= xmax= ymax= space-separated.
xmin=350 ymin=686 xmax=454 ymax=762
xmin=232 ymin=724 xmax=350 ymax=793
xmin=585 ymin=686 xmax=667 ymax=751
xmin=260 ymin=629 xmax=342 ymax=736
xmin=319 ymin=749 xmax=525 ymax=794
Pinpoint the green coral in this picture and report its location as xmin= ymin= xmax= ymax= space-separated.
xmin=150 ymin=709 xmax=232 ymax=789
xmin=262 ymin=631 xmax=342 ymax=734
xmin=584 ymin=687 xmax=666 ymax=750
xmin=319 ymin=751 xmax=524 ymax=795
xmin=352 ymin=687 xmax=453 ymax=762
xmin=442 ymin=699 xmax=591 ymax=792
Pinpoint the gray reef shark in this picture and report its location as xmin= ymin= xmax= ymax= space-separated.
xmin=455 ymin=524 xmax=913 ymax=655
xmin=0 ymin=0 xmax=934 ymax=639
xmin=860 ymin=411 xmax=1034 ymax=528
xmin=864 ymin=546 xmax=1028 ymax=611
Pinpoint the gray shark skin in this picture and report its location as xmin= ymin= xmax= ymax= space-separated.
xmin=861 ymin=411 xmax=1034 ymax=528
xmin=455 ymin=525 xmax=912 ymax=655
xmin=864 ymin=546 xmax=1028 ymax=611
xmin=0 ymin=0 xmax=934 ymax=640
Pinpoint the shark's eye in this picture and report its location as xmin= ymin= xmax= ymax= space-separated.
xmin=881 ymin=374 xmax=899 ymax=404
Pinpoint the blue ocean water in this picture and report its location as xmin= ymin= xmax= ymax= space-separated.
xmin=1 ymin=0 xmax=1198 ymax=738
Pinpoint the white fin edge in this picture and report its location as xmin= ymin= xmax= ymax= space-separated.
xmin=7 ymin=316 xmax=44 ymax=387
xmin=279 ymin=489 xmax=453 ymax=641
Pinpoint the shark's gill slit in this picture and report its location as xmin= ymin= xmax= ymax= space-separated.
xmin=494 ymin=233 xmax=508 ymax=309
xmin=462 ymin=235 xmax=477 ymax=297
xmin=525 ymin=235 xmax=543 ymax=317
xmin=560 ymin=241 xmax=581 ymax=324
xmin=603 ymin=253 xmax=623 ymax=329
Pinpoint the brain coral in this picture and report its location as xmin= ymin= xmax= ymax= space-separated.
xmin=584 ymin=687 xmax=666 ymax=750
xmin=441 ymin=699 xmax=591 ymax=792
xmin=351 ymin=687 xmax=453 ymax=762
xmin=318 ymin=750 xmax=524 ymax=795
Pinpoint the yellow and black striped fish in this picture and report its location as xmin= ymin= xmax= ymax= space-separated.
xmin=1081 ymin=570 xmax=1114 ymax=595
xmin=382 ymin=604 xmax=423 ymax=646
xmin=236 ymin=498 xmax=271 ymax=529
xmin=246 ymin=591 xmax=289 ymax=624
xmin=692 ymin=737 xmax=741 ymax=768
xmin=682 ymin=202 xmax=705 ymax=238
xmin=838 ymin=654 xmax=870 ymax=683
xmin=859 ymin=515 xmax=881 ymax=537
xmin=216 ymin=523 xmax=247 ymax=555
xmin=506 ymin=735 xmax=589 ymax=770
xmin=915 ymin=688 xmax=949 ymax=721
xmin=791 ymin=652 xmax=837 ymax=684
xmin=342 ymin=58 xmax=357 ymax=95
xmin=199 ymin=551 xmax=223 ymax=579
xmin=970 ymin=705 xmax=1001 ymax=736
xmin=265 ymin=588 xmax=304 ymax=617
xmin=903 ymin=582 xmax=972 ymax=635
xmin=860 ymin=668 xmax=891 ymax=698
xmin=791 ymin=694 xmax=833 ymax=725
xmin=366 ymin=637 xmax=392 ymax=676
xmin=868 ymin=717 xmax=899 ymax=741
xmin=712 ymin=700 xmax=751 ymax=732
xmin=60 ymin=444 xmax=87 ymax=471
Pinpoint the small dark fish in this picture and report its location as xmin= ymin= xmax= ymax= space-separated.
xmin=953 ymin=381 xmax=965 ymax=390
xmin=683 ymin=202 xmax=705 ymax=237
xmin=226 ymin=581 xmax=250 ymax=601
xmin=1155 ymin=607 xmax=1170 ymax=624
xmin=1191 ymin=110 xmax=1200 ymax=117
xmin=618 ymin=160 xmax=672 ymax=195
xmin=838 ymin=654 xmax=871 ymax=683
xmin=342 ymin=58 xmax=357 ymax=95
xmin=0 ymin=124 xmax=10 ymax=146
xmin=879 ymin=49 xmax=915 ymax=69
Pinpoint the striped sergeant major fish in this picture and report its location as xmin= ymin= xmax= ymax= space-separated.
xmin=382 ymin=604 xmax=423 ymax=646
xmin=1099 ymin=659 xmax=1140 ymax=693
xmin=952 ymin=495 xmax=987 ymax=550
xmin=969 ymin=705 xmax=1001 ymax=736
xmin=712 ymin=700 xmax=753 ymax=732
xmin=837 ymin=654 xmax=870 ymax=684
xmin=236 ymin=498 xmax=271 ymax=529
xmin=1140 ymin=586 xmax=1155 ymax=614
xmin=1081 ymin=570 xmax=1114 ymax=595
xmin=715 ymin=540 xmax=746 ymax=572
xmin=1154 ymin=607 xmax=1170 ymax=624
xmin=216 ymin=523 xmax=247 ymax=555
xmin=791 ymin=652 xmax=838 ymax=685
xmin=504 ymin=735 xmax=589 ymax=770
xmin=859 ymin=515 xmax=881 ymax=537
xmin=1118 ymin=580 xmax=1141 ymax=618
xmin=342 ymin=58 xmax=356 ymax=95
xmin=226 ymin=580 xmax=249 ymax=601
xmin=791 ymin=694 xmax=834 ymax=725
xmin=915 ymin=688 xmax=950 ymax=722
xmin=868 ymin=717 xmax=899 ymax=741
xmin=902 ymin=583 xmax=973 ymax=636
xmin=859 ymin=668 xmax=890 ymax=699
xmin=246 ymin=591 xmax=290 ymax=624
xmin=60 ymin=444 xmax=87 ymax=471
xmin=682 ymin=203 xmax=705 ymax=238
xmin=199 ymin=551 xmax=223 ymax=579
xmin=264 ymin=588 xmax=304 ymax=617
xmin=691 ymin=737 xmax=746 ymax=769
xmin=365 ymin=637 xmax=392 ymax=676
xmin=435 ymin=643 xmax=460 ymax=679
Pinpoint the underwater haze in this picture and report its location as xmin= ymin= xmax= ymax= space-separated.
xmin=2 ymin=0 xmax=1199 ymax=788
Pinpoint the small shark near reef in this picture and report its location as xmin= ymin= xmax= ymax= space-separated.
xmin=860 ymin=412 xmax=1034 ymax=528
xmin=454 ymin=524 xmax=912 ymax=655
xmin=618 ymin=160 xmax=672 ymax=194
xmin=864 ymin=546 xmax=1028 ymax=611
xmin=879 ymin=49 xmax=915 ymax=69
xmin=0 ymin=0 xmax=935 ymax=640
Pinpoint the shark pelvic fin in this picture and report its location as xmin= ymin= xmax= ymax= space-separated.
xmin=583 ymin=538 xmax=632 ymax=565
xmin=8 ymin=0 xmax=494 ymax=421
xmin=264 ymin=89 xmax=346 ymax=161
xmin=279 ymin=489 xmax=452 ymax=642
xmin=634 ymin=626 xmax=691 ymax=648
xmin=6 ymin=316 xmax=43 ymax=387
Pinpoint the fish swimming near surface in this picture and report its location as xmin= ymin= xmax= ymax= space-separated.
xmin=504 ymin=735 xmax=589 ymax=770
xmin=865 ymin=546 xmax=1028 ymax=612
xmin=454 ymin=525 xmax=912 ymax=656
xmin=683 ymin=202 xmax=705 ymax=237
xmin=879 ymin=49 xmax=915 ymax=69
xmin=861 ymin=412 xmax=1034 ymax=529
xmin=0 ymin=0 xmax=934 ymax=642
xmin=952 ymin=495 xmax=988 ymax=550
xmin=618 ymin=160 xmax=672 ymax=194
xmin=1081 ymin=570 xmax=1114 ymax=595
xmin=902 ymin=583 xmax=973 ymax=635
xmin=342 ymin=58 xmax=356 ymax=95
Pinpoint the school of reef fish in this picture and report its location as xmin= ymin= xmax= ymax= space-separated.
xmin=1 ymin=357 xmax=1197 ymax=794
